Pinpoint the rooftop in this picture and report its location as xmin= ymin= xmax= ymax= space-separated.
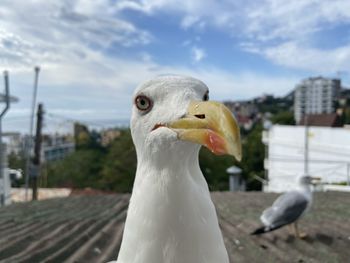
xmin=0 ymin=191 xmax=349 ymax=262
xmin=299 ymin=113 xmax=343 ymax=127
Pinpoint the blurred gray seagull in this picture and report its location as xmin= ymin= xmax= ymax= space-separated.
xmin=111 ymin=75 xmax=241 ymax=263
xmin=251 ymin=175 xmax=319 ymax=238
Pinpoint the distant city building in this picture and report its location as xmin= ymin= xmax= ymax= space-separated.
xmin=42 ymin=135 xmax=75 ymax=162
xmin=101 ymin=129 xmax=121 ymax=146
xmin=294 ymin=77 xmax=341 ymax=123
xmin=224 ymin=100 xmax=258 ymax=130
xmin=263 ymin=125 xmax=350 ymax=193
xmin=225 ymin=100 xmax=258 ymax=118
xmin=5 ymin=134 xmax=75 ymax=163
xmin=5 ymin=133 xmax=26 ymax=154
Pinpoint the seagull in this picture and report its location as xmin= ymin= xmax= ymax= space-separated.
xmin=251 ymin=175 xmax=319 ymax=238
xmin=113 ymin=75 xmax=241 ymax=263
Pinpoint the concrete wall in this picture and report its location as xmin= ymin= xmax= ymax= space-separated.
xmin=263 ymin=125 xmax=350 ymax=192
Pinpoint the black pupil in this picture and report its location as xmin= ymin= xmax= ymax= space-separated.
xmin=140 ymin=99 xmax=146 ymax=105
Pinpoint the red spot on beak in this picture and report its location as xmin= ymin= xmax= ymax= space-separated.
xmin=205 ymin=130 xmax=227 ymax=155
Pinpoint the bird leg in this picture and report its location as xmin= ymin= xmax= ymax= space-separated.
xmin=293 ymin=222 xmax=307 ymax=239
xmin=287 ymin=224 xmax=294 ymax=236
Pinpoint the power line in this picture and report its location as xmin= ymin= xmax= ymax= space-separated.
xmin=3 ymin=117 xmax=31 ymax=123
xmin=46 ymin=112 xmax=128 ymax=128
xmin=269 ymin=156 xmax=350 ymax=164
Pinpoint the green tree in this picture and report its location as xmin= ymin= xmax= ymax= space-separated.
xmin=45 ymin=124 xmax=267 ymax=192
xmin=46 ymin=149 xmax=104 ymax=188
xmin=8 ymin=151 xmax=26 ymax=171
xmin=199 ymin=148 xmax=238 ymax=191
xmin=74 ymin=123 xmax=102 ymax=150
xmin=240 ymin=124 xmax=265 ymax=190
xmin=271 ymin=111 xmax=295 ymax=125
xmin=345 ymin=108 xmax=350 ymax=124
xmin=99 ymin=130 xmax=137 ymax=192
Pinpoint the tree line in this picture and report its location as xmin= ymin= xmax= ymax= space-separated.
xmin=9 ymin=111 xmax=295 ymax=192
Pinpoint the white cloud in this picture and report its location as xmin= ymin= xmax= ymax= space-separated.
xmin=191 ymin=46 xmax=206 ymax=62
xmin=3 ymin=0 xmax=350 ymax=75
xmin=242 ymin=41 xmax=350 ymax=74
xmin=239 ymin=0 xmax=350 ymax=75
xmin=3 ymin=44 xmax=296 ymax=117
xmin=181 ymin=16 xmax=200 ymax=29
xmin=0 ymin=0 xmax=155 ymax=117
xmin=115 ymin=0 xmax=350 ymax=42
xmin=2 ymin=0 xmax=348 ymax=134
xmin=115 ymin=0 xmax=243 ymax=29
xmin=245 ymin=0 xmax=350 ymax=41
xmin=116 ymin=0 xmax=350 ymax=74
xmin=183 ymin=68 xmax=298 ymax=99
xmin=107 ymin=0 xmax=350 ymax=52
xmin=0 ymin=0 xmax=155 ymax=133
xmin=0 ymin=0 xmax=152 ymax=71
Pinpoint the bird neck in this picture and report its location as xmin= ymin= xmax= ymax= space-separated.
xmin=296 ymin=183 xmax=311 ymax=191
xmin=117 ymin=149 xmax=229 ymax=263
xmin=133 ymin=148 xmax=208 ymax=194
xmin=296 ymin=183 xmax=313 ymax=201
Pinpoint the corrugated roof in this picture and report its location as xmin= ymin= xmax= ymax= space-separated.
xmin=0 ymin=192 xmax=349 ymax=263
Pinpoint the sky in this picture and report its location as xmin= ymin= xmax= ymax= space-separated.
xmin=1 ymin=0 xmax=350 ymax=133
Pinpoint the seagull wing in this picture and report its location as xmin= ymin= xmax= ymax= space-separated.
xmin=261 ymin=191 xmax=308 ymax=229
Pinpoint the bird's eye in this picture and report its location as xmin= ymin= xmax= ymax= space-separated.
xmin=203 ymin=91 xmax=209 ymax=101
xmin=135 ymin=95 xmax=152 ymax=112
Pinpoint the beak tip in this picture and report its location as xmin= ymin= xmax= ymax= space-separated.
xmin=235 ymin=154 xmax=242 ymax=162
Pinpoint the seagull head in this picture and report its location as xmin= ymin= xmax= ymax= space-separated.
xmin=295 ymin=175 xmax=321 ymax=194
xmin=130 ymin=75 xmax=241 ymax=165
xmin=297 ymin=176 xmax=313 ymax=185
xmin=297 ymin=175 xmax=321 ymax=185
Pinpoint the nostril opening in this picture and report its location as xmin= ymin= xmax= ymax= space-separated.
xmin=195 ymin=114 xmax=205 ymax=119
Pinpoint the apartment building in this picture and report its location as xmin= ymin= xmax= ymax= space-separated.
xmin=294 ymin=77 xmax=341 ymax=123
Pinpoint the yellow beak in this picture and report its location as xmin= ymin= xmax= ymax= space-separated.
xmin=167 ymin=101 xmax=242 ymax=161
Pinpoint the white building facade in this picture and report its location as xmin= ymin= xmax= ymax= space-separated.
xmin=263 ymin=125 xmax=350 ymax=193
xmin=0 ymin=170 xmax=12 ymax=206
xmin=294 ymin=77 xmax=341 ymax=123
xmin=0 ymin=144 xmax=11 ymax=206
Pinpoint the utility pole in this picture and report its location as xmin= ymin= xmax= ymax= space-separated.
xmin=25 ymin=66 xmax=40 ymax=201
xmin=304 ymin=114 xmax=309 ymax=175
xmin=32 ymin=103 xmax=43 ymax=201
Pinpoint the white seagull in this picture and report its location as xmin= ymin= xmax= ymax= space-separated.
xmin=251 ymin=175 xmax=319 ymax=238
xmin=113 ymin=75 xmax=241 ymax=263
